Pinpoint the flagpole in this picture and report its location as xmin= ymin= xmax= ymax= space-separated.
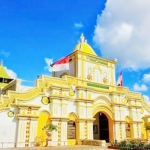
xmin=68 ymin=65 xmax=70 ymax=76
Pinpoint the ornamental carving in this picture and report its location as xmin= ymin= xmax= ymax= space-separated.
xmin=41 ymin=96 xmax=50 ymax=105
xmin=103 ymin=78 xmax=107 ymax=83
xmin=69 ymin=89 xmax=75 ymax=96
xmin=87 ymin=75 xmax=92 ymax=81
xmin=7 ymin=111 xmax=14 ymax=117
xmin=69 ymin=84 xmax=76 ymax=96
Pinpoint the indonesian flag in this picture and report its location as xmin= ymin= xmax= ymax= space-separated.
xmin=50 ymin=56 xmax=69 ymax=71
xmin=117 ymin=71 xmax=123 ymax=86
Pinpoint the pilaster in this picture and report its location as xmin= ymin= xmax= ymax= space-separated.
xmin=60 ymin=119 xmax=68 ymax=145
xmin=137 ymin=122 xmax=142 ymax=138
xmin=133 ymin=123 xmax=138 ymax=138
xmin=29 ymin=118 xmax=38 ymax=146
xmin=87 ymin=120 xmax=94 ymax=139
xmin=51 ymin=119 xmax=59 ymax=146
xmin=16 ymin=118 xmax=27 ymax=147
xmin=121 ymin=122 xmax=126 ymax=140
xmin=114 ymin=122 xmax=121 ymax=141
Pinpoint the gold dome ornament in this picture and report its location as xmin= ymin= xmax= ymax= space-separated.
xmin=87 ymin=75 xmax=92 ymax=81
xmin=7 ymin=111 xmax=14 ymax=117
xmin=41 ymin=96 xmax=50 ymax=105
xmin=103 ymin=78 xmax=107 ymax=83
xmin=69 ymin=89 xmax=75 ymax=96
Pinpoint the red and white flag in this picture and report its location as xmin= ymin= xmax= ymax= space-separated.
xmin=117 ymin=71 xmax=123 ymax=86
xmin=50 ymin=56 xmax=69 ymax=71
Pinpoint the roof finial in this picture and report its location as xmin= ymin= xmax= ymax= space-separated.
xmin=79 ymin=33 xmax=87 ymax=43
xmin=80 ymin=33 xmax=84 ymax=43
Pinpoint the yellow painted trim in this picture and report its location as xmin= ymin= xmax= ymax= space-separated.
xmin=0 ymin=107 xmax=9 ymax=111
xmin=16 ymin=114 xmax=39 ymax=118
xmin=74 ymin=55 xmax=76 ymax=77
xmin=39 ymin=110 xmax=52 ymax=118
xmin=18 ymin=104 xmax=41 ymax=108
xmin=92 ymin=104 xmax=113 ymax=119
xmin=73 ymin=50 xmax=116 ymax=64
xmin=82 ymin=55 xmax=84 ymax=80
xmin=94 ymin=95 xmax=111 ymax=105
xmin=78 ymin=118 xmax=95 ymax=121
xmin=68 ymin=112 xmax=79 ymax=119
xmin=7 ymin=87 xmax=41 ymax=101
xmin=67 ymin=139 xmax=76 ymax=145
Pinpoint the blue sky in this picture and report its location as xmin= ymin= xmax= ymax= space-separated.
xmin=1 ymin=0 xmax=150 ymax=103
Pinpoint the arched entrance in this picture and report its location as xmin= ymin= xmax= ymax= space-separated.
xmin=93 ymin=99 xmax=114 ymax=142
xmin=93 ymin=112 xmax=109 ymax=142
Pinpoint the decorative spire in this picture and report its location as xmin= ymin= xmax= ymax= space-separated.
xmin=79 ymin=33 xmax=87 ymax=43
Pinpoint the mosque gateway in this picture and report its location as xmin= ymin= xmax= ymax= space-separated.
xmin=0 ymin=34 xmax=150 ymax=148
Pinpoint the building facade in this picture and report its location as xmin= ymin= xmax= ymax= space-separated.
xmin=0 ymin=34 xmax=150 ymax=148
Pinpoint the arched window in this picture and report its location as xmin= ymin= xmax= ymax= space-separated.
xmin=125 ymin=116 xmax=132 ymax=139
xmin=125 ymin=122 xmax=131 ymax=138
xmin=93 ymin=66 xmax=102 ymax=83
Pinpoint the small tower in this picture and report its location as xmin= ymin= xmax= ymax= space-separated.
xmin=0 ymin=61 xmax=13 ymax=89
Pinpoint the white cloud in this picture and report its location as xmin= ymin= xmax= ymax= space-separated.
xmin=44 ymin=58 xmax=53 ymax=71
xmin=143 ymin=95 xmax=150 ymax=105
xmin=93 ymin=0 xmax=150 ymax=70
xmin=4 ymin=67 xmax=17 ymax=79
xmin=143 ymin=73 xmax=150 ymax=83
xmin=0 ymin=50 xmax=10 ymax=57
xmin=74 ymin=22 xmax=83 ymax=28
xmin=133 ymin=83 xmax=148 ymax=91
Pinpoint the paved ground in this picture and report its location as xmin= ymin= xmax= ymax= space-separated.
xmin=0 ymin=145 xmax=114 ymax=150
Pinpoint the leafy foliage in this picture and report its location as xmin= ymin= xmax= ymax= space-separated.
xmin=43 ymin=123 xmax=57 ymax=131
xmin=110 ymin=140 xmax=150 ymax=149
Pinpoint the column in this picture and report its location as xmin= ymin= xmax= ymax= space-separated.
xmin=114 ymin=122 xmax=121 ymax=141
xmin=137 ymin=123 xmax=142 ymax=138
xmin=121 ymin=122 xmax=126 ymax=140
xmin=29 ymin=118 xmax=38 ymax=147
xmin=133 ymin=123 xmax=138 ymax=138
xmin=78 ymin=120 xmax=86 ymax=140
xmin=87 ymin=120 xmax=94 ymax=139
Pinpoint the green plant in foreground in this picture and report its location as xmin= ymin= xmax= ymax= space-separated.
xmin=111 ymin=140 xmax=147 ymax=149
xmin=43 ymin=123 xmax=57 ymax=132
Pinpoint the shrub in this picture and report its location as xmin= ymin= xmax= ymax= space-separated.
xmin=43 ymin=123 xmax=57 ymax=132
